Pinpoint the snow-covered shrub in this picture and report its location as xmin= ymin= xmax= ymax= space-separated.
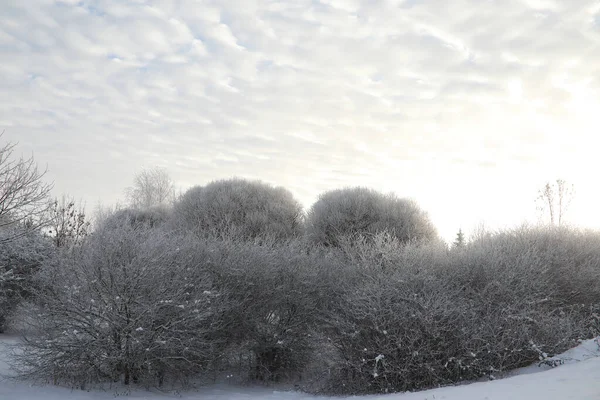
xmin=171 ymin=178 xmax=304 ymax=242
xmin=12 ymin=220 xmax=230 ymax=388
xmin=305 ymin=187 xmax=437 ymax=247
xmin=458 ymin=226 xmax=600 ymax=330
xmin=202 ymin=237 xmax=339 ymax=382
xmin=318 ymin=230 xmax=596 ymax=394
xmin=0 ymin=226 xmax=54 ymax=333
xmin=99 ymin=206 xmax=171 ymax=231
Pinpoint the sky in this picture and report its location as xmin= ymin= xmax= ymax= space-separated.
xmin=1 ymin=0 xmax=600 ymax=241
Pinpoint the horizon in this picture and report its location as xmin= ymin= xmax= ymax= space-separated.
xmin=2 ymin=0 xmax=600 ymax=242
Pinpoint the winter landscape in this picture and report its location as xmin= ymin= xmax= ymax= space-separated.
xmin=1 ymin=142 xmax=599 ymax=399
xmin=2 ymin=0 xmax=600 ymax=399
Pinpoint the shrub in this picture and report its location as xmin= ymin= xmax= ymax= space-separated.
xmin=99 ymin=206 xmax=171 ymax=231
xmin=8 ymin=215 xmax=600 ymax=394
xmin=172 ymin=178 xmax=303 ymax=241
xmin=305 ymin=187 xmax=437 ymax=247
xmin=0 ymin=226 xmax=54 ymax=333
xmin=201 ymin=237 xmax=340 ymax=382
xmin=317 ymin=231 xmax=597 ymax=395
xmin=457 ymin=226 xmax=600 ymax=336
xmin=12 ymin=221 xmax=230 ymax=388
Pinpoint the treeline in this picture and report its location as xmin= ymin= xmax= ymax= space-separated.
xmin=0 ymin=142 xmax=599 ymax=395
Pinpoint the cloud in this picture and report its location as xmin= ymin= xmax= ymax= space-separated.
xmin=1 ymin=0 xmax=600 ymax=239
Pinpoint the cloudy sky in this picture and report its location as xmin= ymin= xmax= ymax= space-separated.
xmin=2 ymin=0 xmax=600 ymax=240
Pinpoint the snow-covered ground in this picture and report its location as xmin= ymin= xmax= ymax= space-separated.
xmin=1 ymin=335 xmax=599 ymax=400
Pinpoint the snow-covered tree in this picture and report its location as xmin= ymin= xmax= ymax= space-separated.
xmin=13 ymin=219 xmax=229 ymax=387
xmin=0 ymin=225 xmax=54 ymax=332
xmin=305 ymin=187 xmax=437 ymax=247
xmin=172 ymin=178 xmax=303 ymax=241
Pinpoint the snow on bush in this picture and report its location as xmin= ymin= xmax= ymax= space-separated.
xmin=6 ymin=215 xmax=600 ymax=395
xmin=171 ymin=178 xmax=304 ymax=242
xmin=316 ymin=229 xmax=599 ymax=394
xmin=305 ymin=187 xmax=438 ymax=247
xmin=0 ymin=226 xmax=54 ymax=333
xmin=196 ymin=237 xmax=340 ymax=382
xmin=11 ymin=218 xmax=231 ymax=388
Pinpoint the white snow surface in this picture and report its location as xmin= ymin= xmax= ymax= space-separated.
xmin=1 ymin=335 xmax=599 ymax=400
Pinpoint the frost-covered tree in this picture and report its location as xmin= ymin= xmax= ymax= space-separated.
xmin=0 ymin=134 xmax=53 ymax=242
xmin=172 ymin=178 xmax=304 ymax=241
xmin=125 ymin=167 xmax=175 ymax=209
xmin=0 ymin=225 xmax=54 ymax=332
xmin=305 ymin=187 xmax=437 ymax=247
xmin=13 ymin=219 xmax=229 ymax=387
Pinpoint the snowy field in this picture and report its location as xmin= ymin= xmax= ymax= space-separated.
xmin=1 ymin=335 xmax=599 ymax=400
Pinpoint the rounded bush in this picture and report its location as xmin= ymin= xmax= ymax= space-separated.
xmin=172 ymin=178 xmax=303 ymax=241
xmin=305 ymin=187 xmax=437 ymax=247
xmin=99 ymin=206 xmax=170 ymax=231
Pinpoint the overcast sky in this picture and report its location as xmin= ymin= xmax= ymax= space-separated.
xmin=2 ymin=0 xmax=600 ymax=240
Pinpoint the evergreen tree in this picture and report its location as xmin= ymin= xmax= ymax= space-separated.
xmin=453 ymin=228 xmax=465 ymax=248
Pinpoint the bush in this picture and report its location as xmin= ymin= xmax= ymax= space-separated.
xmin=12 ymin=220 xmax=230 ymax=388
xmin=199 ymin=237 xmax=341 ymax=382
xmin=305 ymin=187 xmax=437 ymax=247
xmin=0 ymin=226 xmax=54 ymax=333
xmin=172 ymin=178 xmax=303 ymax=241
xmin=317 ymin=230 xmax=597 ymax=395
xmin=11 ymin=220 xmax=339 ymax=388
xmin=7 ymin=209 xmax=600 ymax=395
xmin=99 ymin=206 xmax=171 ymax=231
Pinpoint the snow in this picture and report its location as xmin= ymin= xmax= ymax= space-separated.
xmin=1 ymin=335 xmax=599 ymax=400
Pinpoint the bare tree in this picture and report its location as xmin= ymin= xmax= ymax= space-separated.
xmin=125 ymin=167 xmax=175 ymax=209
xmin=46 ymin=195 xmax=90 ymax=249
xmin=537 ymin=179 xmax=574 ymax=226
xmin=0 ymin=133 xmax=53 ymax=242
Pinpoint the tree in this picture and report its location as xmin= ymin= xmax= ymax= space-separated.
xmin=453 ymin=228 xmax=466 ymax=248
xmin=172 ymin=178 xmax=304 ymax=241
xmin=537 ymin=179 xmax=574 ymax=226
xmin=46 ymin=196 xmax=89 ymax=249
xmin=305 ymin=187 xmax=437 ymax=247
xmin=0 ymin=225 xmax=54 ymax=332
xmin=125 ymin=167 xmax=175 ymax=209
xmin=0 ymin=133 xmax=53 ymax=242
xmin=13 ymin=221 xmax=229 ymax=387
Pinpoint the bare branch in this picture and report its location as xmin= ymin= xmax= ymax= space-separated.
xmin=125 ymin=167 xmax=175 ymax=209
xmin=537 ymin=179 xmax=574 ymax=227
xmin=0 ymin=133 xmax=53 ymax=242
